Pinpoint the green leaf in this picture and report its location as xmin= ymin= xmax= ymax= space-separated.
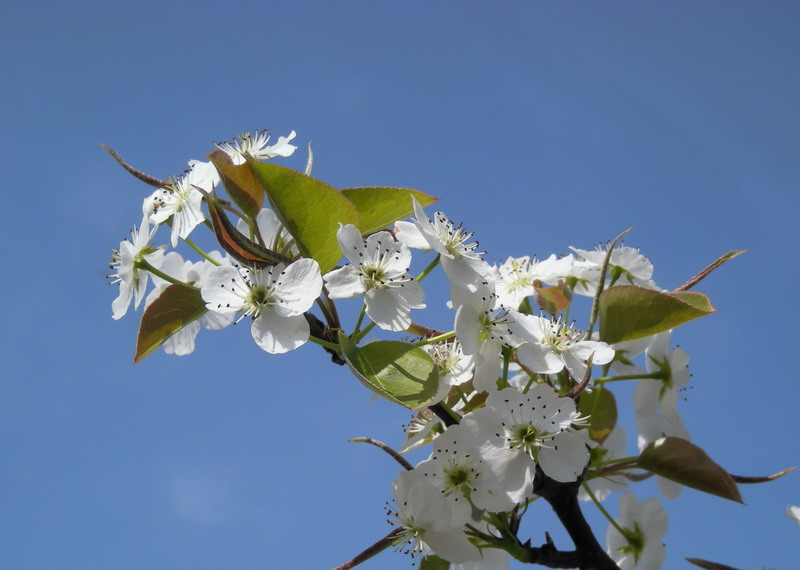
xmin=207 ymin=149 xmax=264 ymax=219
xmin=599 ymin=285 xmax=716 ymax=344
xmin=686 ymin=558 xmax=742 ymax=570
xmin=339 ymin=333 xmax=439 ymax=410
xmin=135 ymin=284 xmax=207 ymax=363
xmin=248 ymin=162 xmax=359 ymax=273
xmin=577 ymin=386 xmax=617 ymax=443
xmin=419 ymin=555 xmax=450 ymax=570
xmin=638 ymin=437 xmax=743 ymax=503
xmin=340 ymin=187 xmax=437 ymax=234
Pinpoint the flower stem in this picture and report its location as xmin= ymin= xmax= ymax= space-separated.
xmin=136 ymin=259 xmax=185 ymax=286
xmin=183 ymin=237 xmax=221 ymax=266
xmin=413 ymin=331 xmax=455 ymax=346
xmin=415 ymin=254 xmax=440 ymax=282
xmin=593 ymin=372 xmax=665 ymax=384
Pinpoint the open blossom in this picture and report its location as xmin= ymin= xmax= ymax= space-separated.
xmin=606 ymin=492 xmax=668 ymax=570
xmin=423 ymin=338 xmax=476 ymax=402
xmin=453 ymin=282 xmax=520 ymax=392
xmin=570 ymin=244 xmax=659 ymax=290
xmin=460 ymin=385 xmax=591 ymax=504
xmin=633 ymin=331 xmax=690 ymax=418
xmin=145 ymin=160 xmax=218 ymax=247
xmin=109 ymin=216 xmax=164 ymax=320
xmin=510 ymin=311 xmax=615 ymax=381
xmin=324 ymin=224 xmax=425 ymax=331
xmin=215 ymin=130 xmax=297 ymax=164
xmin=387 ymin=469 xmax=480 ymax=564
xmin=396 ymin=197 xmax=495 ymax=291
xmin=201 ymin=258 xmax=322 ymax=354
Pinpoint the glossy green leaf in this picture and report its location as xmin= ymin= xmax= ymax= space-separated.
xmin=207 ymin=149 xmax=264 ymax=219
xmin=577 ymin=386 xmax=617 ymax=443
xmin=135 ymin=284 xmax=207 ymax=363
xmin=599 ymin=285 xmax=716 ymax=344
xmin=249 ymin=162 xmax=359 ymax=273
xmin=638 ymin=437 xmax=743 ymax=503
xmin=340 ymin=187 xmax=437 ymax=234
xmin=339 ymin=333 xmax=439 ymax=410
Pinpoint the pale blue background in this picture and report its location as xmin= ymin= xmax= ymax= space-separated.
xmin=2 ymin=2 xmax=798 ymax=568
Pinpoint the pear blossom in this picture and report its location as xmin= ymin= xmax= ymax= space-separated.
xmin=396 ymin=197 xmax=495 ymax=291
xmin=215 ymin=129 xmax=297 ymax=165
xmin=538 ymin=253 xmax=601 ymax=297
xmin=387 ymin=469 xmax=480 ymax=564
xmin=423 ymin=338 xmax=476 ymax=402
xmin=109 ymin=216 xmax=164 ymax=320
xmin=453 ymin=283 xmax=520 ymax=392
xmin=605 ymin=492 xmax=668 ymax=570
xmin=415 ymin=424 xmax=515 ymax=520
xmin=201 ymin=258 xmax=322 ymax=354
xmin=460 ymin=385 xmax=590 ymax=500
xmin=495 ymin=254 xmax=576 ymax=309
xmin=570 ymin=244 xmax=659 ymax=290
xmin=636 ymin=412 xmax=690 ymax=499
xmin=145 ymin=160 xmax=219 ymax=247
xmin=510 ymin=311 xmax=615 ymax=381
xmin=324 ymin=224 xmax=425 ymax=331
xmin=633 ymin=331 xmax=690 ymax=418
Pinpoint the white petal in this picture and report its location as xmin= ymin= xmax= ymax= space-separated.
xmin=336 ymin=224 xmax=364 ymax=263
xmin=394 ymin=220 xmax=431 ymax=250
xmin=365 ymin=288 xmax=411 ymax=331
xmin=538 ymin=431 xmax=590 ymax=483
xmin=251 ymin=310 xmax=309 ymax=354
xmin=201 ymin=266 xmax=245 ymax=313
xmin=273 ymin=258 xmax=322 ymax=316
xmin=517 ymin=343 xmax=564 ymax=374
xmin=323 ymin=265 xmax=365 ymax=299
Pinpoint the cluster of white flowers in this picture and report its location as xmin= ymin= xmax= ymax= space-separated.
xmin=108 ymin=130 xmax=728 ymax=569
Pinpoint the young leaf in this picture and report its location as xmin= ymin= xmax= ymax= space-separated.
xmin=207 ymin=149 xmax=264 ymax=218
xmin=100 ymin=144 xmax=170 ymax=188
xmin=638 ymin=437 xmax=743 ymax=503
xmin=249 ymin=162 xmax=360 ymax=273
xmin=135 ymin=284 xmax=207 ymax=363
xmin=339 ymin=333 xmax=439 ymax=410
xmin=340 ymin=187 xmax=437 ymax=234
xmin=577 ymin=386 xmax=617 ymax=443
xmin=204 ymin=191 xmax=293 ymax=268
xmin=599 ymin=285 xmax=716 ymax=344
xmin=419 ymin=555 xmax=450 ymax=570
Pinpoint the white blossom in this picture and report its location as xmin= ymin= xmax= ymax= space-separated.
xmin=109 ymin=216 xmax=164 ymax=320
xmin=324 ymin=224 xmax=425 ymax=331
xmin=201 ymin=259 xmax=322 ymax=354
xmin=605 ymin=492 xmax=668 ymax=570
xmin=215 ymin=130 xmax=297 ymax=165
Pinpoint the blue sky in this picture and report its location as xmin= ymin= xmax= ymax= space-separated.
xmin=2 ymin=2 xmax=798 ymax=568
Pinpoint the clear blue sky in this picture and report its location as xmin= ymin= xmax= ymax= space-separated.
xmin=2 ymin=2 xmax=798 ymax=568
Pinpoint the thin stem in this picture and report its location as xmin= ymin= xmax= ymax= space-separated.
xmin=582 ymin=482 xmax=626 ymax=537
xmin=351 ymin=322 xmax=376 ymax=345
xmin=593 ymin=372 xmax=665 ymax=384
xmin=413 ymin=331 xmax=455 ymax=346
xmin=183 ymin=237 xmax=221 ymax=265
xmin=332 ymin=528 xmax=403 ymax=570
xmin=136 ymin=259 xmax=184 ymax=286
xmin=586 ymin=227 xmax=632 ymax=336
xmin=351 ymin=303 xmax=367 ymax=338
xmin=307 ymin=336 xmax=341 ymax=352
xmin=348 ymin=437 xmax=413 ymax=471
xmin=415 ymin=254 xmax=440 ymax=282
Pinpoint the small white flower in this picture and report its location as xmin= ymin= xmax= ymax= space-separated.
xmin=201 ymin=258 xmax=322 ymax=354
xmin=145 ymin=160 xmax=218 ymax=247
xmin=387 ymin=469 xmax=481 ymax=564
xmin=453 ymin=283 xmax=520 ymax=392
xmin=633 ymin=331 xmax=690 ymax=418
xmin=109 ymin=216 xmax=164 ymax=320
xmin=461 ymin=385 xmax=590 ymax=495
xmin=398 ymin=197 xmax=495 ymax=291
xmin=215 ymin=130 xmax=297 ymax=165
xmin=570 ymin=244 xmax=659 ymax=290
xmin=605 ymin=492 xmax=668 ymax=570
xmin=423 ymin=338 xmax=476 ymax=402
xmin=510 ymin=312 xmax=615 ymax=381
xmin=579 ymin=425 xmax=629 ymax=503
xmin=324 ymin=224 xmax=425 ymax=331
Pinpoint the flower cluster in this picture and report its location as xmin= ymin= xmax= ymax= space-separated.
xmin=107 ymin=129 xmax=768 ymax=569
